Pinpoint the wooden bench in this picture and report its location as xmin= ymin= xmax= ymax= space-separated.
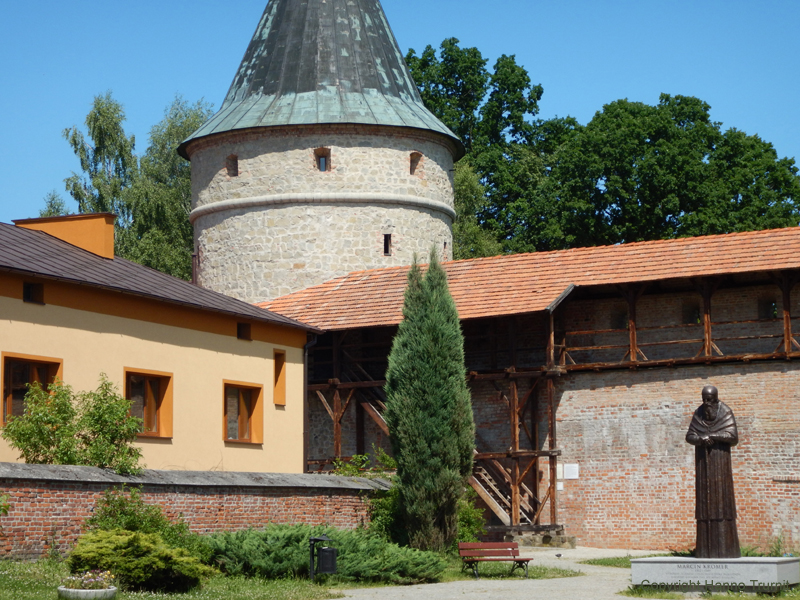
xmin=458 ymin=542 xmax=532 ymax=578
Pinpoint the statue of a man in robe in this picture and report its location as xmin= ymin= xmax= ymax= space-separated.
xmin=685 ymin=385 xmax=740 ymax=558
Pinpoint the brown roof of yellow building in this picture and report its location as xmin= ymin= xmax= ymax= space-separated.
xmin=0 ymin=222 xmax=317 ymax=332
xmin=261 ymin=227 xmax=800 ymax=331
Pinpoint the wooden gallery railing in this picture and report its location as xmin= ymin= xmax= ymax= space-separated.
xmin=553 ymin=277 xmax=800 ymax=371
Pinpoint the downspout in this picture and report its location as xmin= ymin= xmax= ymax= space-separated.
xmin=303 ymin=333 xmax=318 ymax=473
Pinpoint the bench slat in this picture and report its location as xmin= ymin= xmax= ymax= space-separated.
xmin=458 ymin=542 xmax=520 ymax=549
xmin=460 ymin=550 xmax=520 ymax=558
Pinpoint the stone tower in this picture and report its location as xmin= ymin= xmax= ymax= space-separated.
xmin=179 ymin=0 xmax=463 ymax=303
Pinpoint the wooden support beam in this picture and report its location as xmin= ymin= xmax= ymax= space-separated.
xmin=509 ymin=373 xmax=519 ymax=453
xmin=315 ymin=390 xmax=334 ymax=421
xmin=778 ymin=273 xmax=799 ymax=355
xmin=359 ymin=399 xmax=390 ymax=436
xmin=618 ymin=285 xmax=647 ymax=362
xmin=356 ymin=401 xmax=365 ymax=455
xmin=547 ymin=311 xmax=556 ymax=369
xmin=533 ymin=486 xmax=551 ymax=525
xmin=511 ymin=459 xmax=521 ymax=526
xmin=333 ymin=390 xmax=342 ymax=457
xmin=308 ymin=380 xmax=386 ymax=392
xmin=694 ymin=279 xmax=722 ymax=358
xmin=474 ymin=450 xmax=561 ymax=460
xmin=547 ymin=377 xmax=557 ymax=525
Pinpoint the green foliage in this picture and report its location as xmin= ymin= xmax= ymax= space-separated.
xmin=1 ymin=377 xmax=143 ymax=475
xmin=86 ymin=486 xmax=211 ymax=561
xmin=455 ymin=487 xmax=486 ymax=545
xmin=206 ymin=524 xmax=446 ymax=584
xmin=75 ymin=377 xmax=143 ymax=474
xmin=0 ymin=493 xmax=9 ymax=518
xmin=63 ymin=92 xmax=137 ymax=225
xmin=383 ymin=252 xmax=475 ymax=551
xmin=452 ymin=160 xmax=503 ymax=260
xmin=117 ymin=96 xmax=213 ymax=280
xmin=500 ymin=95 xmax=800 ymax=251
xmin=0 ymin=559 xmax=339 ymax=600
xmin=330 ymin=454 xmax=370 ymax=476
xmin=39 ymin=191 xmax=71 ymax=217
xmin=63 ymin=93 xmax=213 ymax=279
xmin=1 ymin=381 xmax=80 ymax=465
xmin=68 ymin=529 xmax=214 ymax=592
xmin=409 ymin=40 xmax=800 ymax=252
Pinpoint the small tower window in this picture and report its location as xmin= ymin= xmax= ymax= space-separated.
xmin=226 ymin=155 xmax=239 ymax=177
xmin=410 ymin=152 xmax=423 ymax=175
xmin=383 ymin=234 xmax=392 ymax=256
xmin=315 ymin=148 xmax=331 ymax=172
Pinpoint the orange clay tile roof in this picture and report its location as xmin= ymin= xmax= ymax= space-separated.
xmin=260 ymin=227 xmax=800 ymax=331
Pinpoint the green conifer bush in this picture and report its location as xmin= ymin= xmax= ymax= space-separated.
xmin=67 ymin=529 xmax=214 ymax=592
xmin=86 ymin=486 xmax=211 ymax=561
xmin=206 ymin=524 xmax=446 ymax=583
xmin=383 ymin=252 xmax=475 ymax=551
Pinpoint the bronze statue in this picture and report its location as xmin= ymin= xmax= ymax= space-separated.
xmin=685 ymin=385 xmax=740 ymax=558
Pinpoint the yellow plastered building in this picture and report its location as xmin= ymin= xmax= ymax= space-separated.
xmin=0 ymin=214 xmax=318 ymax=472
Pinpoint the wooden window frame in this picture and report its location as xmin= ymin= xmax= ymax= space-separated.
xmin=2 ymin=352 xmax=63 ymax=425
xmin=223 ymin=380 xmax=263 ymax=444
xmin=273 ymin=350 xmax=286 ymax=406
xmin=124 ymin=368 xmax=173 ymax=439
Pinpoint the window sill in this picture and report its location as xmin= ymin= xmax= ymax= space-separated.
xmin=137 ymin=433 xmax=172 ymax=440
xmin=224 ymin=439 xmax=263 ymax=446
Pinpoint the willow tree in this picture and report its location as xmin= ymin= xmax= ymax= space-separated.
xmin=383 ymin=252 xmax=475 ymax=551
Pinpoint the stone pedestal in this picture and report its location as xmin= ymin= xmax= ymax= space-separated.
xmin=631 ymin=556 xmax=800 ymax=593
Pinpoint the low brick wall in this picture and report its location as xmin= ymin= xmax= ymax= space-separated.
xmin=0 ymin=464 xmax=386 ymax=559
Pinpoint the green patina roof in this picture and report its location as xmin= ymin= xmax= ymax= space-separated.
xmin=179 ymin=0 xmax=462 ymax=158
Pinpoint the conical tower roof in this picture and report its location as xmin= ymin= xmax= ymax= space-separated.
xmin=179 ymin=0 xmax=462 ymax=158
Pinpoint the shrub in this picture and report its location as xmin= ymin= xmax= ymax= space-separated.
xmin=86 ymin=486 xmax=211 ymax=562
xmin=75 ymin=377 xmax=143 ymax=474
xmin=456 ymin=487 xmax=487 ymax=545
xmin=206 ymin=524 xmax=447 ymax=584
xmin=68 ymin=529 xmax=214 ymax=592
xmin=1 ymin=376 xmax=144 ymax=475
xmin=1 ymin=381 xmax=80 ymax=465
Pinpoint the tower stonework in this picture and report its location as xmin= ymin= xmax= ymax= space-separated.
xmin=180 ymin=0 xmax=463 ymax=303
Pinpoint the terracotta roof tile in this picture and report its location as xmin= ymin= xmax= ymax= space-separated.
xmin=262 ymin=227 xmax=800 ymax=330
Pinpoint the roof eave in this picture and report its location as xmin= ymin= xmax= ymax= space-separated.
xmin=0 ymin=265 xmax=321 ymax=334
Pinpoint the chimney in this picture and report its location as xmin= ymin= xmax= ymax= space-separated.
xmin=14 ymin=213 xmax=116 ymax=259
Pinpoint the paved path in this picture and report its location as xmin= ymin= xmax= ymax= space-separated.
xmin=340 ymin=546 xmax=665 ymax=600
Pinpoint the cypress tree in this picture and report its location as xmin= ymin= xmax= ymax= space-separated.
xmin=384 ymin=252 xmax=475 ymax=551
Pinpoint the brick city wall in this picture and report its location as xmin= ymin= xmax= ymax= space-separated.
xmin=554 ymin=361 xmax=800 ymax=551
xmin=0 ymin=465 xmax=381 ymax=559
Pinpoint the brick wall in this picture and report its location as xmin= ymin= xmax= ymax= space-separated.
xmin=554 ymin=362 xmax=800 ymax=550
xmin=0 ymin=465 xmax=380 ymax=559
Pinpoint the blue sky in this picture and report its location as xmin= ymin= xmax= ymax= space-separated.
xmin=1 ymin=0 xmax=797 ymax=224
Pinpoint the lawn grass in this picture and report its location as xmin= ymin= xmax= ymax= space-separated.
xmin=579 ymin=554 xmax=669 ymax=569
xmin=0 ymin=554 xmax=582 ymax=599
xmin=0 ymin=560 xmax=343 ymax=600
